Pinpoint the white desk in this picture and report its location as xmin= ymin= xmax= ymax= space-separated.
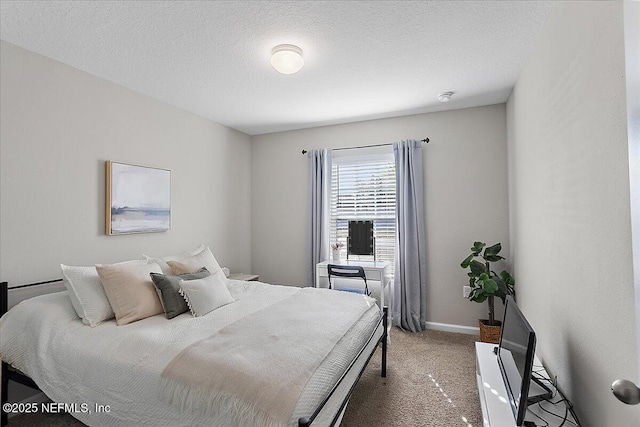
xmin=315 ymin=260 xmax=390 ymax=311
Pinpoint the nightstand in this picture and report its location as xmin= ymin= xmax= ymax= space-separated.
xmin=228 ymin=273 xmax=259 ymax=281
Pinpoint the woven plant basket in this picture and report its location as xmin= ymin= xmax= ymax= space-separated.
xmin=478 ymin=319 xmax=502 ymax=344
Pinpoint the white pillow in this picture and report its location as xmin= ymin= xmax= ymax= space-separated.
xmin=179 ymin=271 xmax=235 ymax=317
xmin=61 ymin=259 xmax=147 ymax=327
xmin=142 ymin=244 xmax=205 ymax=275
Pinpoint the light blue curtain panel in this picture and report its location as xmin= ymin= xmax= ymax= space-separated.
xmin=308 ymin=149 xmax=332 ymax=287
xmin=393 ymin=140 xmax=427 ymax=332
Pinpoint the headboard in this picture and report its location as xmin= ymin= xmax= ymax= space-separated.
xmin=0 ymin=279 xmax=64 ymax=317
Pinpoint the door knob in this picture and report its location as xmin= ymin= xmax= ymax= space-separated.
xmin=612 ymin=379 xmax=640 ymax=405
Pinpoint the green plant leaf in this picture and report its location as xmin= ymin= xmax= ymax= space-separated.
xmin=469 ymin=277 xmax=476 ymax=287
xmin=469 ymin=287 xmax=482 ymax=297
xmin=471 ymin=293 xmax=488 ymax=303
xmin=484 ymin=255 xmax=504 ymax=262
xmin=494 ymin=279 xmax=509 ymax=302
xmin=460 ymin=254 xmax=474 ymax=268
xmin=500 ymin=270 xmax=515 ymax=286
xmin=482 ymin=279 xmax=498 ymax=294
xmin=470 ymin=260 xmax=486 ymax=275
xmin=479 ymin=272 xmax=489 ymax=281
xmin=471 ymin=242 xmax=485 ymax=256
xmin=484 ymin=243 xmax=502 ymax=256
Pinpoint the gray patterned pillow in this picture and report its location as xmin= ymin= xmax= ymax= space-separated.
xmin=150 ymin=268 xmax=210 ymax=319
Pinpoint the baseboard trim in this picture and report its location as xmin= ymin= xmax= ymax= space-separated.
xmin=7 ymin=392 xmax=49 ymax=419
xmin=424 ymin=321 xmax=480 ymax=336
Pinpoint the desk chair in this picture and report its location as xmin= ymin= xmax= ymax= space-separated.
xmin=327 ymin=264 xmax=370 ymax=296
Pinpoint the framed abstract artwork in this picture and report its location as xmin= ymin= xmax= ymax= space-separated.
xmin=105 ymin=161 xmax=171 ymax=235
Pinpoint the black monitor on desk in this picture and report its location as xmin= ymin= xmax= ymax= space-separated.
xmin=498 ymin=296 xmax=552 ymax=426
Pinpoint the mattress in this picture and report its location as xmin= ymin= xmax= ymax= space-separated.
xmin=0 ymin=279 xmax=382 ymax=426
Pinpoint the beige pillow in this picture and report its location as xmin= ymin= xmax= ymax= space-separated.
xmin=142 ymin=244 xmax=205 ymax=275
xmin=96 ymin=262 xmax=163 ymax=326
xmin=167 ymin=247 xmax=224 ymax=276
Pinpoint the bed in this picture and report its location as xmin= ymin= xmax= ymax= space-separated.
xmin=0 ymin=278 xmax=387 ymax=427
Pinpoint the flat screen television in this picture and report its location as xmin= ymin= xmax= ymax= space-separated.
xmin=497 ymin=296 xmax=551 ymax=426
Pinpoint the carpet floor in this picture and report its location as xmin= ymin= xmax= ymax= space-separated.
xmin=8 ymin=327 xmax=482 ymax=427
xmin=341 ymin=328 xmax=482 ymax=427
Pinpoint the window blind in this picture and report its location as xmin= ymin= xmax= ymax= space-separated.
xmin=330 ymin=158 xmax=396 ymax=273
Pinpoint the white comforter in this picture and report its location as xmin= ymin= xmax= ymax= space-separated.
xmin=0 ymin=280 xmax=381 ymax=427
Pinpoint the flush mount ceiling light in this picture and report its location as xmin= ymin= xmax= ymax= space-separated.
xmin=438 ymin=92 xmax=454 ymax=102
xmin=270 ymin=44 xmax=304 ymax=75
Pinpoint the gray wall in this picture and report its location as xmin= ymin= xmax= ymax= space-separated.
xmin=251 ymin=104 xmax=510 ymax=328
xmin=507 ymin=2 xmax=638 ymax=426
xmin=0 ymin=41 xmax=252 ymax=286
xmin=623 ymin=0 xmax=640 ymax=381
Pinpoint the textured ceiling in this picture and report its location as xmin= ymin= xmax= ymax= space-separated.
xmin=0 ymin=1 xmax=554 ymax=135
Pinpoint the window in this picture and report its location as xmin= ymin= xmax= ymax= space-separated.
xmin=330 ymin=150 xmax=396 ymax=273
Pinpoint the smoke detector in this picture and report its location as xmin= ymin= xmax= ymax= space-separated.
xmin=438 ymin=92 xmax=454 ymax=102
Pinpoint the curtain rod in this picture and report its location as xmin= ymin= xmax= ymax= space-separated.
xmin=301 ymin=138 xmax=429 ymax=155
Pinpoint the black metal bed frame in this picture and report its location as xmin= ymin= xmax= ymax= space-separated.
xmin=0 ymin=280 xmax=388 ymax=427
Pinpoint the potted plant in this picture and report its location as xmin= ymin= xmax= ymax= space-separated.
xmin=461 ymin=241 xmax=515 ymax=343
